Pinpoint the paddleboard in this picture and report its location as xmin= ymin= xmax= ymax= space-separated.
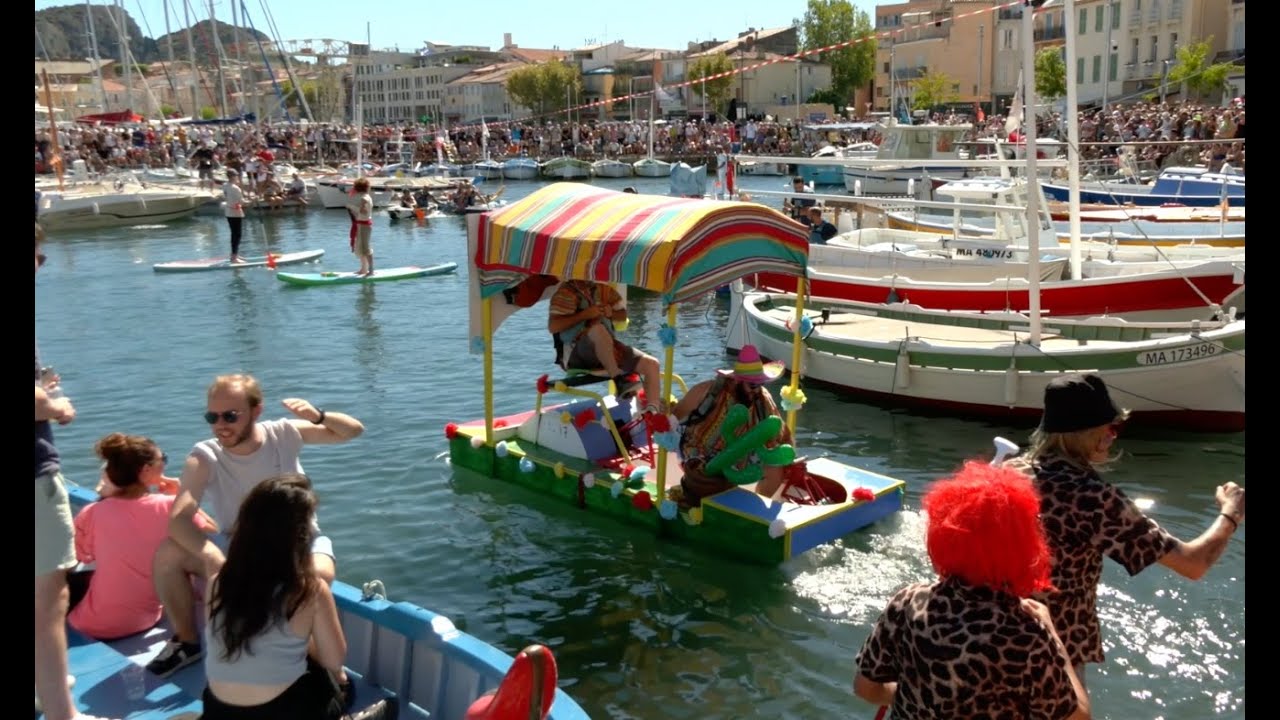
xmin=275 ymin=262 xmax=458 ymax=287
xmin=153 ymin=249 xmax=325 ymax=273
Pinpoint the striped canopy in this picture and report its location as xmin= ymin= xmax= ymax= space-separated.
xmin=475 ymin=183 xmax=809 ymax=305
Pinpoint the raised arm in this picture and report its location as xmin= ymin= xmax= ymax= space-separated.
xmin=282 ymin=398 xmax=364 ymax=444
xmin=1158 ymin=482 xmax=1245 ymax=581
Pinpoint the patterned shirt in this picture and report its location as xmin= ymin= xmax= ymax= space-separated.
xmin=856 ymin=578 xmax=1080 ymax=720
xmin=1006 ymin=454 xmax=1180 ymax=665
xmin=548 ymin=281 xmax=624 ymax=346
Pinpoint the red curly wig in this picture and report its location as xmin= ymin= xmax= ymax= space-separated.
xmin=923 ymin=461 xmax=1054 ymax=598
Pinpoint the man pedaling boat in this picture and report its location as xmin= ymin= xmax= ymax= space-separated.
xmin=547 ymin=279 xmax=662 ymax=415
xmin=669 ymin=346 xmax=796 ymax=506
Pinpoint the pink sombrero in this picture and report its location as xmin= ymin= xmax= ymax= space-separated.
xmin=718 ymin=345 xmax=785 ymax=384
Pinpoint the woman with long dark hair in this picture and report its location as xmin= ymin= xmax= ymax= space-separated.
xmin=201 ymin=473 xmax=347 ymax=719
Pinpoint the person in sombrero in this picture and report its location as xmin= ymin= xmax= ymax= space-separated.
xmin=669 ymin=345 xmax=794 ymax=506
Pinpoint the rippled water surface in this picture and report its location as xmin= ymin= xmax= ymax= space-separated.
xmin=36 ymin=175 xmax=1245 ymax=719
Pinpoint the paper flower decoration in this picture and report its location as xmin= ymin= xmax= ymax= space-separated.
xmin=631 ymin=491 xmax=654 ymax=511
xmin=628 ymin=466 xmax=650 ymax=482
xmin=560 ymin=411 xmax=573 ymax=425
xmin=658 ymin=323 xmax=678 ymax=348
xmin=779 ymin=386 xmax=808 ymax=413
xmin=646 ymin=413 xmax=672 ymax=433
xmin=654 ymin=430 xmax=681 ymax=452
xmin=519 ymin=457 xmax=535 ymax=474
xmin=800 ymin=315 xmax=814 ymax=336
xmin=553 ymin=462 xmax=565 ymax=479
xmin=469 ymin=436 xmax=485 ymax=449
xmin=687 ymin=507 xmax=703 ymax=525
xmin=536 ymin=374 xmax=550 ymax=395
xmin=611 ymin=480 xmax=624 ymax=498
xmin=659 ymin=499 xmax=678 ymax=520
xmin=852 ymin=487 xmax=876 ymax=503
xmin=444 ymin=423 xmax=459 ymax=440
xmin=573 ymin=408 xmax=597 ymax=430
xmin=582 ymin=473 xmax=596 ymax=488
xmin=495 ymin=441 xmax=510 ymax=458
xmin=769 ymin=519 xmax=787 ymax=538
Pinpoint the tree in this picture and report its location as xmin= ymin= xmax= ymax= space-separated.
xmin=686 ymin=53 xmax=735 ymax=113
xmin=1034 ymin=48 xmax=1067 ymax=101
xmin=200 ymin=106 xmax=218 ymax=120
xmin=505 ymin=61 xmax=581 ymax=118
xmin=910 ymin=71 xmax=959 ymax=110
xmin=796 ymin=0 xmax=877 ymax=104
xmin=279 ymin=80 xmax=320 ymax=113
xmin=1167 ymin=37 xmax=1241 ymax=101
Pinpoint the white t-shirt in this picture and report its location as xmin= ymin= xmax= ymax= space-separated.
xmin=191 ymin=418 xmax=307 ymax=532
xmin=223 ymin=183 xmax=245 ymax=218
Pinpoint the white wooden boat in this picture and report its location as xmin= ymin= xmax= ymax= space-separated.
xmin=591 ymin=158 xmax=633 ymax=178
xmin=540 ymin=156 xmax=593 ymax=180
xmin=500 ymin=157 xmax=541 ymax=180
xmin=732 ymin=289 xmax=1244 ymax=432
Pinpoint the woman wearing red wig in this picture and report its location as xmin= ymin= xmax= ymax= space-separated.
xmin=1005 ymin=373 xmax=1245 ymax=692
xmin=854 ymin=462 xmax=1091 ymax=720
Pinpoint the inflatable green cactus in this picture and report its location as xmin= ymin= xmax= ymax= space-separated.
xmin=703 ymin=405 xmax=796 ymax=485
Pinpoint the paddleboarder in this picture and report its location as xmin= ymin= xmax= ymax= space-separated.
xmin=224 ymin=171 xmax=246 ymax=264
xmin=347 ymin=178 xmax=374 ymax=276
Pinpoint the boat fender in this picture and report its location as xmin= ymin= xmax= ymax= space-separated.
xmin=1003 ymin=360 xmax=1018 ymax=406
xmin=92 ymin=202 xmax=100 ymax=216
xmin=990 ymin=437 xmax=1020 ymax=466
xmin=894 ymin=344 xmax=911 ymax=390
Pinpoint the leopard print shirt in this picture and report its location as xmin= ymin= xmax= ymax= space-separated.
xmin=856 ymin=578 xmax=1080 ymax=720
xmin=1007 ymin=454 xmax=1180 ymax=665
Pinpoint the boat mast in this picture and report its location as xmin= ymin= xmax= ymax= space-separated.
xmin=208 ymin=0 xmax=227 ymax=117
xmin=85 ymin=0 xmax=110 ymax=112
xmin=1062 ymin=0 xmax=1083 ymax=281
xmin=183 ymin=0 xmax=199 ymax=116
xmin=41 ymin=70 xmax=65 ymax=191
xmin=163 ymin=0 xmax=180 ymax=115
xmin=648 ymin=77 xmax=655 ymax=160
xmin=1021 ymin=2 xmax=1042 ymax=345
xmin=117 ymin=0 xmax=132 ymax=112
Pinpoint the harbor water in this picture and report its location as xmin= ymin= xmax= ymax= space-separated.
xmin=35 ymin=174 xmax=1245 ymax=719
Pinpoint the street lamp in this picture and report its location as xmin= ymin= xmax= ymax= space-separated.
xmin=1159 ymin=59 xmax=1172 ymax=105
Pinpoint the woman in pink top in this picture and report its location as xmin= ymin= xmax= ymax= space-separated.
xmin=68 ymin=433 xmax=208 ymax=640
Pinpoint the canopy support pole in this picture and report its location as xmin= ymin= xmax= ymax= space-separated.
xmin=483 ymin=296 xmax=495 ymax=445
xmin=655 ymin=304 xmax=678 ymax=503
xmin=786 ymin=278 xmax=808 ymax=433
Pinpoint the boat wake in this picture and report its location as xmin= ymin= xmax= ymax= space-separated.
xmin=786 ymin=509 xmax=930 ymax=624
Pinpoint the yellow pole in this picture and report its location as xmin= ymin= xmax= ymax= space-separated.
xmin=786 ymin=277 xmax=808 ymax=433
xmin=655 ymin=304 xmax=678 ymax=501
xmin=482 ymin=296 xmax=495 ymax=445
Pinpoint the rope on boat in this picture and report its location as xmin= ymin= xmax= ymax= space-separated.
xmin=361 ymin=579 xmax=388 ymax=601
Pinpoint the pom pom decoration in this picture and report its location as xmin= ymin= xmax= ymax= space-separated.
xmin=611 ymin=481 xmax=624 ymax=498
xmin=628 ymin=466 xmax=650 ymax=482
xmin=582 ymin=473 xmax=596 ymax=488
xmin=470 ymin=436 xmax=485 ymax=449
xmin=573 ymin=409 xmax=597 ymax=430
xmin=654 ymin=430 xmax=682 ymax=452
xmin=536 ymin=374 xmax=550 ymax=395
xmin=560 ymin=411 xmax=573 ymax=425
xmin=519 ymin=457 xmax=535 ymax=474
xmin=852 ymin=487 xmax=876 ymax=503
xmin=659 ymin=499 xmax=678 ymax=520
xmin=658 ymin=323 xmax=678 ymax=349
xmin=645 ymin=413 xmax=672 ymax=433
xmin=469 ymin=336 xmax=486 ymax=354
xmin=768 ymin=519 xmax=787 ymax=538
xmin=495 ymin=441 xmax=510 ymax=458
xmin=800 ymin=315 xmax=814 ymax=337
xmin=631 ymin=491 xmax=654 ymax=511
xmin=687 ymin=506 xmax=703 ymax=525
xmin=779 ymin=386 xmax=807 ymax=413
xmin=626 ymin=475 xmax=647 ymax=490
xmin=444 ymin=423 xmax=459 ymax=440
xmin=553 ymin=462 xmax=565 ymax=479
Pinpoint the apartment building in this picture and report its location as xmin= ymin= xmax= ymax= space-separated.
xmin=1071 ymin=0 xmax=1125 ymax=106
xmin=873 ymin=1 xmax=1000 ymax=113
xmin=442 ymin=62 xmax=531 ymax=123
xmin=1118 ymin=0 xmax=1229 ymax=101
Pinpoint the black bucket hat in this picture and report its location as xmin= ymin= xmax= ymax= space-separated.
xmin=1041 ymin=373 xmax=1122 ymax=433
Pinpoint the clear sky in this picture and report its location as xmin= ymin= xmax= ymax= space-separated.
xmin=36 ymin=0 xmax=875 ymax=55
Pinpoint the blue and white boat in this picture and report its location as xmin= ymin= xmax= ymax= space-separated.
xmin=501 ymin=157 xmax=541 ymax=181
xmin=797 ymin=142 xmax=879 ymax=186
xmin=47 ymin=484 xmax=593 ymax=720
xmin=1040 ymin=166 xmax=1246 ymax=207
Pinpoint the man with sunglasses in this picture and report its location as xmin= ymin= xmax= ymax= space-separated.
xmin=147 ymin=373 xmax=363 ymax=678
